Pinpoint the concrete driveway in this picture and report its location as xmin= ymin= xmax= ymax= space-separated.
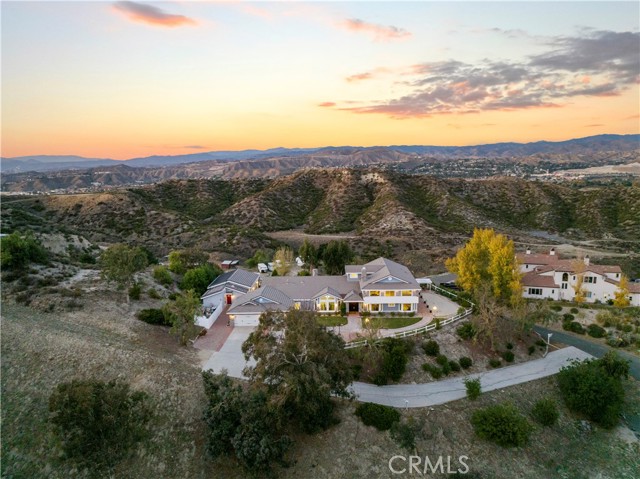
xmin=350 ymin=346 xmax=592 ymax=408
xmin=202 ymin=326 xmax=255 ymax=379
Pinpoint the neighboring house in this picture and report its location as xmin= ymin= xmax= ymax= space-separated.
xmin=518 ymin=248 xmax=640 ymax=306
xmin=201 ymin=268 xmax=261 ymax=311
xmin=227 ymin=257 xmax=422 ymax=327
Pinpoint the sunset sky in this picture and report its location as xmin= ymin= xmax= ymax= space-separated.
xmin=2 ymin=1 xmax=639 ymax=159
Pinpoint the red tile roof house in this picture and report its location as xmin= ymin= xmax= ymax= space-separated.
xmin=518 ymin=248 xmax=640 ymax=306
xmin=208 ymin=257 xmax=422 ymax=327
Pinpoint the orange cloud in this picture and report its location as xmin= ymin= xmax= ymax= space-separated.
xmin=318 ymin=102 xmax=336 ymax=107
xmin=340 ymin=18 xmax=411 ymax=41
xmin=113 ymin=1 xmax=197 ymax=27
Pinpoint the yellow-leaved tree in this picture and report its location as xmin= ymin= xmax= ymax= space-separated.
xmin=572 ymin=259 xmax=587 ymax=304
xmin=446 ymin=228 xmax=522 ymax=307
xmin=613 ymin=275 xmax=631 ymax=308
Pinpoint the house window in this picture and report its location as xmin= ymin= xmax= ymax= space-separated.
xmin=402 ymin=304 xmax=411 ymax=311
xmin=369 ymin=291 xmax=380 ymax=296
xmin=294 ymin=302 xmax=301 ymax=310
xmin=525 ymin=264 xmax=529 ymax=269
xmin=370 ymin=304 xmax=380 ymax=312
xmin=401 ymin=290 xmax=412 ymax=296
xmin=586 ymin=292 xmax=592 ymax=299
xmin=384 ymin=291 xmax=395 ymax=297
xmin=616 ymin=273 xmax=620 ymax=278
xmin=584 ymin=276 xmax=597 ymax=284
xmin=318 ymin=295 xmax=337 ymax=312
xmin=561 ymin=283 xmax=568 ymax=290
xmin=348 ymin=273 xmax=359 ymax=279
xmin=562 ymin=273 xmax=569 ymax=282
xmin=573 ymin=276 xmax=576 ymax=281
xmin=528 ymin=288 xmax=543 ymax=295
xmin=388 ymin=303 xmax=396 ymax=308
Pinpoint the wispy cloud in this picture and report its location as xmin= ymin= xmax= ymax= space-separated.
xmin=340 ymin=18 xmax=411 ymax=41
xmin=325 ymin=30 xmax=639 ymax=118
xmin=113 ymin=1 xmax=197 ymax=28
xmin=318 ymin=102 xmax=336 ymax=108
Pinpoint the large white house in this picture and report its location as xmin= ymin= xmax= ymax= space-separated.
xmin=518 ymin=248 xmax=640 ymax=306
xmin=203 ymin=257 xmax=421 ymax=327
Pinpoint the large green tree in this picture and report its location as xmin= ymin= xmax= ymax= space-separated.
xmin=0 ymin=231 xmax=49 ymax=271
xmin=168 ymin=248 xmax=208 ymax=274
xmin=179 ymin=263 xmax=222 ymax=296
xmin=298 ymin=239 xmax=318 ymax=270
xmin=321 ymin=240 xmax=354 ymax=275
xmin=242 ymin=309 xmax=353 ymax=433
xmin=163 ymin=289 xmax=201 ymax=345
xmin=99 ymin=244 xmax=148 ymax=304
xmin=446 ymin=228 xmax=522 ymax=306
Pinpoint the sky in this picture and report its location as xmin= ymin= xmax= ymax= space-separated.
xmin=1 ymin=1 xmax=639 ymax=160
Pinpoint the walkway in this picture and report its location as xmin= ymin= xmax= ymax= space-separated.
xmin=534 ymin=325 xmax=640 ymax=380
xmin=194 ymin=305 xmax=233 ymax=353
xmin=350 ymin=346 xmax=592 ymax=408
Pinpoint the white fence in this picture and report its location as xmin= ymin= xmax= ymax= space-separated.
xmin=195 ymin=304 xmax=224 ymax=329
xmin=343 ymin=284 xmax=474 ymax=349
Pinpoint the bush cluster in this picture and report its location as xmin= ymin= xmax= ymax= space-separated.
xmin=422 ymin=363 xmax=443 ymax=379
xmin=464 ymin=377 xmax=481 ymax=400
xmin=457 ymin=322 xmax=476 ymax=340
xmin=489 ymin=358 xmax=502 ymax=368
xmin=587 ymin=324 xmax=606 ymax=338
xmin=374 ymin=338 xmax=410 ymax=385
xmin=355 ymin=402 xmax=401 ymax=431
xmin=557 ymin=352 xmax=629 ymax=428
xmin=471 ymin=403 xmax=533 ymax=447
xmin=153 ymin=265 xmax=173 ymax=286
xmin=422 ymin=340 xmax=440 ymax=356
xmin=459 ymin=356 xmax=473 ymax=369
xmin=531 ymin=398 xmax=559 ymax=427
xmin=501 ymin=351 xmax=515 ymax=363
xmin=563 ymin=320 xmax=585 ymax=334
xmin=137 ymin=308 xmax=172 ymax=326
xmin=128 ymin=282 xmax=142 ymax=300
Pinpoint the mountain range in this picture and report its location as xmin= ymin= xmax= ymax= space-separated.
xmin=2 ymin=134 xmax=638 ymax=174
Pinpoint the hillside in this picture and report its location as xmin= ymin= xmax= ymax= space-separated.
xmin=2 ymin=170 xmax=638 ymax=275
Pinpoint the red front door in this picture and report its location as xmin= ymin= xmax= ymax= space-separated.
xmin=225 ymin=294 xmax=232 ymax=305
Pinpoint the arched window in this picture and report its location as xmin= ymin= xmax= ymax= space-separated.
xmin=562 ymin=273 xmax=569 ymax=282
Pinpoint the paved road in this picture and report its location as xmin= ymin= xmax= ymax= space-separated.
xmin=534 ymin=326 xmax=640 ymax=380
xmin=350 ymin=347 xmax=592 ymax=408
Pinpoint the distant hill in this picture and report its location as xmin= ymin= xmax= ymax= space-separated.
xmin=2 ymin=134 xmax=638 ymax=175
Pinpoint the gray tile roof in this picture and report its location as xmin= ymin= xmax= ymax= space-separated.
xmin=263 ymin=275 xmax=358 ymax=300
xmin=207 ymin=268 xmax=259 ymax=289
xmin=312 ymin=286 xmax=342 ymax=300
xmin=343 ymin=290 xmax=363 ymax=302
xmin=228 ymin=286 xmax=293 ymax=315
xmin=359 ymin=258 xmax=420 ymax=290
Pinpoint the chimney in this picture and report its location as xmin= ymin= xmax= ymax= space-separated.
xmin=550 ymin=248 xmax=556 ymax=256
xmin=361 ymin=266 xmax=367 ymax=279
xmin=312 ymin=268 xmax=318 ymax=277
xmin=584 ymin=255 xmax=590 ymax=266
xmin=525 ymin=247 xmax=531 ymax=255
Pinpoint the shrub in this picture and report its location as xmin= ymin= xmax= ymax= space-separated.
xmin=621 ymin=323 xmax=633 ymax=333
xmin=153 ymin=265 xmax=173 ymax=286
xmin=550 ymin=305 xmax=562 ymax=312
xmin=436 ymin=354 xmax=449 ymax=366
xmin=147 ymin=288 xmax=161 ymax=299
xmin=459 ymin=357 xmax=472 ymax=369
xmin=422 ymin=363 xmax=443 ymax=379
xmin=435 ymin=318 xmax=441 ymax=330
xmin=48 ymin=380 xmax=151 ymax=468
xmin=355 ymin=402 xmax=400 ymax=431
xmin=557 ymin=354 xmax=627 ymax=428
xmin=531 ymin=398 xmax=559 ymax=426
xmin=441 ymin=361 xmax=452 ymax=376
xmin=569 ymin=321 xmax=586 ymax=334
xmin=390 ymin=419 xmax=419 ymax=451
xmin=489 ymin=358 xmax=502 ymax=368
xmin=528 ymin=345 xmax=535 ymax=355
xmin=449 ymin=360 xmax=461 ymax=372
xmin=505 ymin=342 xmax=514 ymax=350
xmin=167 ymin=292 xmax=178 ymax=301
xmin=128 ymin=282 xmax=142 ymax=300
xmin=587 ymin=324 xmax=606 ymax=338
xmin=464 ymin=377 xmax=481 ymax=400
xmin=471 ymin=403 xmax=533 ymax=447
xmin=180 ymin=263 xmax=222 ymax=296
xmin=457 ymin=322 xmax=476 ymax=340
xmin=501 ymin=351 xmax=515 ymax=363
xmin=422 ymin=340 xmax=440 ymax=356
xmin=137 ymin=308 xmax=172 ymax=326
xmin=563 ymin=313 xmax=575 ymax=322
xmin=570 ymin=307 xmax=579 ymax=314
xmin=535 ymin=339 xmax=546 ymax=347
xmin=0 ymin=232 xmax=49 ymax=270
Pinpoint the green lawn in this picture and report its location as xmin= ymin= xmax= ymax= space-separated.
xmin=367 ymin=316 xmax=421 ymax=329
xmin=317 ymin=316 xmax=348 ymax=327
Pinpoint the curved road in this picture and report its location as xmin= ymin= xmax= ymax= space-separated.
xmin=534 ymin=326 xmax=640 ymax=380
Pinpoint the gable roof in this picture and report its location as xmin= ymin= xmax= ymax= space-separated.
xmin=359 ymin=257 xmax=419 ymax=289
xmin=207 ymin=268 xmax=259 ymax=289
xmin=227 ymin=286 xmax=293 ymax=315
xmin=522 ymin=272 xmax=559 ymax=288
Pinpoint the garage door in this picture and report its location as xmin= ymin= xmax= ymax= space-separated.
xmin=234 ymin=314 xmax=260 ymax=327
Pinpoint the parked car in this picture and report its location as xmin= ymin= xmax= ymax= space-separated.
xmin=441 ymin=281 xmax=461 ymax=290
xmin=257 ymin=263 xmax=269 ymax=273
